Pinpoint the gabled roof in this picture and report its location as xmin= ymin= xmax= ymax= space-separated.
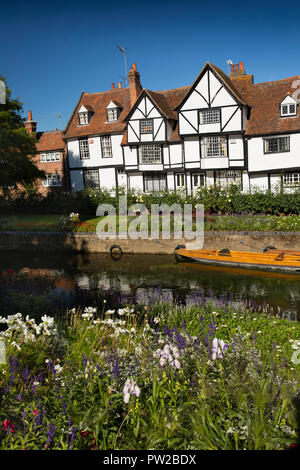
xmin=124 ymin=86 xmax=190 ymax=122
xmin=36 ymin=130 xmax=64 ymax=152
xmin=63 ymin=88 xmax=131 ymax=139
xmin=176 ymin=62 xmax=248 ymax=110
xmin=232 ymin=75 xmax=300 ymax=135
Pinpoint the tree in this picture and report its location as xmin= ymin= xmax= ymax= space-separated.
xmin=0 ymin=75 xmax=45 ymax=194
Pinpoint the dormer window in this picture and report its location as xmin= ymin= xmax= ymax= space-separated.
xmin=106 ymin=101 xmax=121 ymax=122
xmin=107 ymin=108 xmax=118 ymax=122
xmin=78 ymin=104 xmax=93 ymax=126
xmin=281 ymin=103 xmax=296 ymax=116
xmin=280 ymin=96 xmax=297 ymax=117
xmin=79 ymin=111 xmax=89 ymax=125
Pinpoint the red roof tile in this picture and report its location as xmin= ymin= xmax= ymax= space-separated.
xmin=63 ymin=88 xmax=131 ymax=139
xmin=232 ymin=75 xmax=300 ymax=136
xmin=36 ymin=130 xmax=64 ymax=151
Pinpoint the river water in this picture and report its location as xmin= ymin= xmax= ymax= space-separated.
xmin=0 ymin=251 xmax=299 ymax=321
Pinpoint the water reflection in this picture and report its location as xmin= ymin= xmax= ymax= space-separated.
xmin=0 ymin=252 xmax=299 ymax=321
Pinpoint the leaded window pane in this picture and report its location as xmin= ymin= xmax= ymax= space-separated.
xmin=79 ymin=139 xmax=90 ymax=159
xmin=139 ymin=145 xmax=162 ymax=164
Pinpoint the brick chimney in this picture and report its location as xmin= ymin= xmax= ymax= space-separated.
xmin=230 ymin=62 xmax=246 ymax=78
xmin=128 ymin=63 xmax=142 ymax=106
xmin=25 ymin=110 xmax=37 ymax=134
xmin=229 ymin=62 xmax=254 ymax=84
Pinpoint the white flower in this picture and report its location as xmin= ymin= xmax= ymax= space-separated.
xmin=105 ymin=310 xmax=115 ymax=315
xmin=11 ymin=341 xmax=21 ymax=351
xmin=54 ymin=364 xmax=63 ymax=374
xmin=211 ymin=338 xmax=228 ymax=360
xmin=154 ymin=343 xmax=181 ymax=369
xmin=82 ymin=312 xmax=93 ymax=319
xmin=41 ymin=315 xmax=54 ymax=327
xmin=123 ymin=379 xmax=141 ymax=404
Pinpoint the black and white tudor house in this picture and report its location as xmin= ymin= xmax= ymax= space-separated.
xmin=63 ymin=61 xmax=300 ymax=193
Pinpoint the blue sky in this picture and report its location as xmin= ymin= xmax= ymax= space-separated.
xmin=2 ymin=0 xmax=300 ymax=131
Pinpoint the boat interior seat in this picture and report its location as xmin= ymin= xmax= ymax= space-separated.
xmin=218 ymin=249 xmax=231 ymax=257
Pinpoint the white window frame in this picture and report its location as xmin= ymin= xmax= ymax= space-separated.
xmin=84 ymin=169 xmax=100 ymax=188
xmin=216 ymin=170 xmax=241 ymax=187
xmin=107 ymin=108 xmax=118 ymax=122
xmin=79 ymin=111 xmax=89 ymax=125
xmin=281 ymin=103 xmax=297 ymax=117
xmin=140 ymin=119 xmax=153 ymax=134
xmin=144 ymin=173 xmax=166 ymax=192
xmin=139 ymin=145 xmax=162 ymax=165
xmin=79 ymin=139 xmax=90 ymax=159
xmin=199 ymin=108 xmax=220 ymax=125
xmin=42 ymin=174 xmax=62 ymax=187
xmin=264 ymin=136 xmax=290 ymax=154
xmin=176 ymin=173 xmax=185 ymax=188
xmin=101 ymin=136 xmax=112 ymax=158
xmin=192 ymin=173 xmax=206 ymax=188
xmin=201 ymin=136 xmax=227 ymax=158
xmin=283 ymin=172 xmax=300 ymax=187
xmin=40 ymin=152 xmax=60 ymax=162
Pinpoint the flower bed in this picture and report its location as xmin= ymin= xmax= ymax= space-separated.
xmin=0 ymin=300 xmax=299 ymax=450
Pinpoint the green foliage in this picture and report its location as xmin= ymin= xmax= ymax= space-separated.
xmin=0 ymin=75 xmax=45 ymax=193
xmin=2 ymin=184 xmax=300 ymax=217
xmin=0 ymin=302 xmax=299 ymax=450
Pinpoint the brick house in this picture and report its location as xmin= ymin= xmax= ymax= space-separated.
xmin=25 ymin=111 xmax=69 ymax=194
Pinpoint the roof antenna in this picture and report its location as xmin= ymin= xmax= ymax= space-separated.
xmin=226 ymin=59 xmax=233 ymax=75
xmin=53 ymin=113 xmax=63 ymax=130
xmin=116 ymin=45 xmax=128 ymax=88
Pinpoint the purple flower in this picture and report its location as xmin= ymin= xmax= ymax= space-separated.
xmin=47 ymin=422 xmax=55 ymax=446
xmin=69 ymin=426 xmax=77 ymax=450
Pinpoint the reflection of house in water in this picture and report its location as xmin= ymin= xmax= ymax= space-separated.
xmin=75 ymin=274 xmax=132 ymax=294
xmin=50 ymin=278 xmax=77 ymax=302
xmin=136 ymin=288 xmax=173 ymax=305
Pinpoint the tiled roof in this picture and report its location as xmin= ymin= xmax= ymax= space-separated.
xmin=232 ymin=75 xmax=300 ymax=136
xmin=209 ymin=63 xmax=248 ymax=106
xmin=121 ymin=86 xmax=190 ymax=145
xmin=63 ymin=63 xmax=300 ymax=145
xmin=36 ymin=130 xmax=64 ymax=151
xmin=63 ymin=88 xmax=131 ymax=139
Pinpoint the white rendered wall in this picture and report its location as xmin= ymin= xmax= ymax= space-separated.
xmin=99 ymin=168 xmax=116 ymax=189
xmin=249 ymin=174 xmax=269 ymax=191
xmin=169 ymin=144 xmax=183 ymax=167
xmin=128 ymin=173 xmax=143 ymax=191
xmin=248 ymin=133 xmax=300 ymax=172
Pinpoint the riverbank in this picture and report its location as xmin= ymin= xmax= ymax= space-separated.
xmin=1 ymin=230 xmax=300 ymax=254
xmin=0 ymin=300 xmax=299 ymax=450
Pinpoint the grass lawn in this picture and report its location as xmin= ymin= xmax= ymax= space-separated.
xmin=0 ymin=215 xmax=62 ymax=232
xmin=1 ymin=214 xmax=300 ymax=233
xmin=74 ymin=214 xmax=300 ymax=233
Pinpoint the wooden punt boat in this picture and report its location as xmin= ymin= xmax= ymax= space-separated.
xmin=263 ymin=246 xmax=300 ymax=255
xmin=174 ymin=248 xmax=300 ymax=273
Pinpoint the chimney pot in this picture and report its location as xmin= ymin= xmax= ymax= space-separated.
xmin=25 ymin=110 xmax=37 ymax=134
xmin=118 ymin=81 xmax=122 ymax=88
xmin=128 ymin=64 xmax=142 ymax=106
xmin=112 ymin=82 xmax=115 ymax=89
xmin=230 ymin=61 xmax=246 ymax=78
